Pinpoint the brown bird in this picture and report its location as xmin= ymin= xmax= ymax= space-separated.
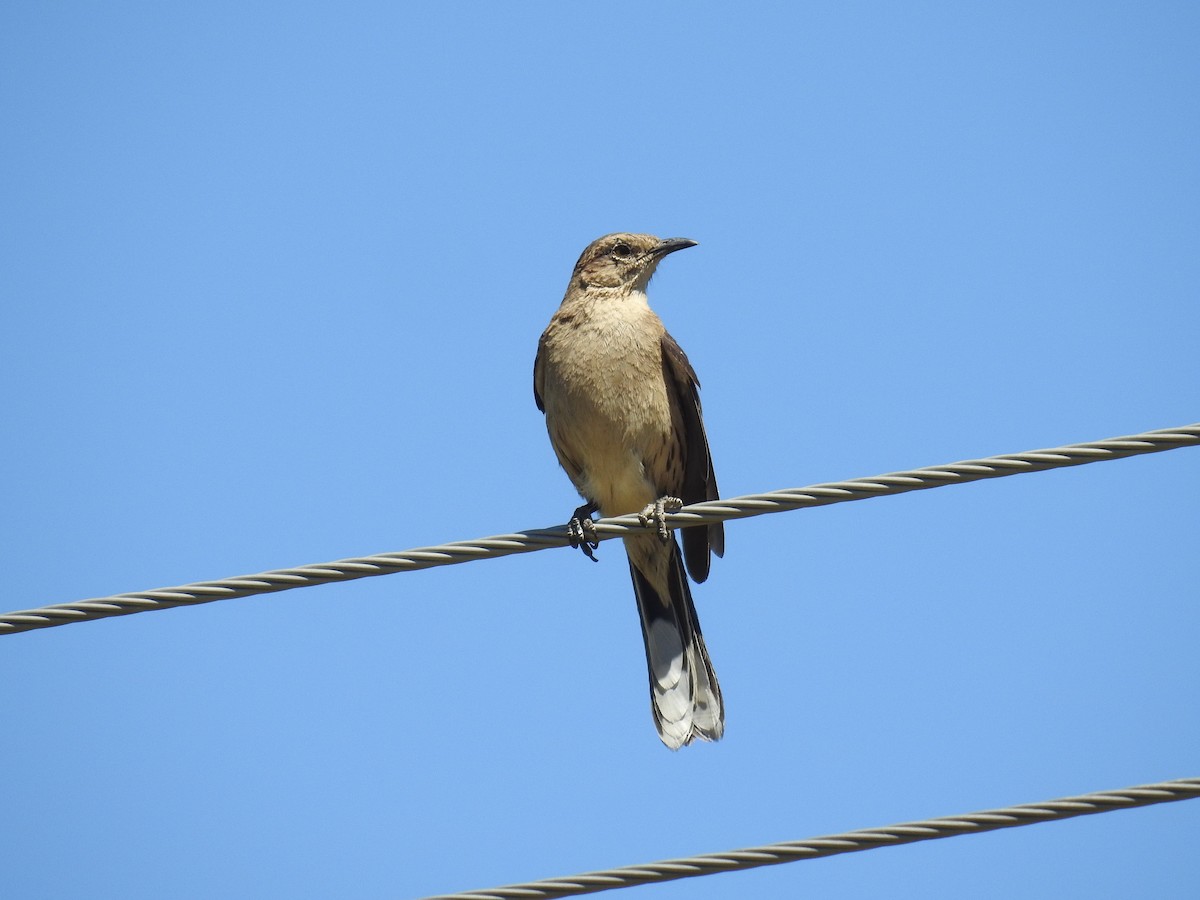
xmin=533 ymin=233 xmax=724 ymax=749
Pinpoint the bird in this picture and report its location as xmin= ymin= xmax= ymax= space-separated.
xmin=533 ymin=232 xmax=725 ymax=749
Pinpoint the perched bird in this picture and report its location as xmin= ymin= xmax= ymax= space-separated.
xmin=533 ymin=233 xmax=725 ymax=749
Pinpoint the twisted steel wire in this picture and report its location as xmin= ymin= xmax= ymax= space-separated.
xmin=419 ymin=778 xmax=1200 ymax=899
xmin=2 ymin=423 xmax=1196 ymax=636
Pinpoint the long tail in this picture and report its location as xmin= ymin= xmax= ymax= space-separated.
xmin=625 ymin=534 xmax=723 ymax=749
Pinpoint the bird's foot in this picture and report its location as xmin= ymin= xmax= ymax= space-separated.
xmin=638 ymin=496 xmax=683 ymax=542
xmin=567 ymin=502 xmax=600 ymax=562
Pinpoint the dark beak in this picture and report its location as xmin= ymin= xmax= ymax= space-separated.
xmin=651 ymin=237 xmax=698 ymax=257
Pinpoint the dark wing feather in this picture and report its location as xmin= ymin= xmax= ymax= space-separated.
xmin=660 ymin=332 xmax=724 ymax=583
xmin=533 ymin=335 xmax=546 ymax=412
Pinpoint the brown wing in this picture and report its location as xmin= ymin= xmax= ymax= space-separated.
xmin=661 ymin=332 xmax=724 ymax=583
xmin=533 ymin=335 xmax=547 ymax=412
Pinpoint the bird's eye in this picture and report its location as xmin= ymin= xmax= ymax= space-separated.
xmin=611 ymin=242 xmax=632 ymax=258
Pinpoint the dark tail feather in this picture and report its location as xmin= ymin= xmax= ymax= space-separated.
xmin=628 ymin=538 xmax=723 ymax=749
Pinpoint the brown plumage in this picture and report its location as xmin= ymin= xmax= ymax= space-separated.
xmin=533 ymin=233 xmax=724 ymax=749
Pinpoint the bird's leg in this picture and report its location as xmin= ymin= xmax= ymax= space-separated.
xmin=638 ymin=495 xmax=683 ymax=543
xmin=567 ymin=501 xmax=600 ymax=562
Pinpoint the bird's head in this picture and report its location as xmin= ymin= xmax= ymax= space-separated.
xmin=570 ymin=233 xmax=697 ymax=293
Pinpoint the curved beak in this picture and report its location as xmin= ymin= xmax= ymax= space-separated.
xmin=651 ymin=237 xmax=698 ymax=257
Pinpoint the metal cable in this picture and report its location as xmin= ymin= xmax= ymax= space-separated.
xmin=418 ymin=777 xmax=1200 ymax=899
xmin=3 ymin=423 xmax=1196 ymax=636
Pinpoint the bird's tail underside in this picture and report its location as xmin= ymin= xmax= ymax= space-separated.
xmin=626 ymin=535 xmax=723 ymax=749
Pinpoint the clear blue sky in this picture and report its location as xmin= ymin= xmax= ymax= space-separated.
xmin=2 ymin=3 xmax=1197 ymax=898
